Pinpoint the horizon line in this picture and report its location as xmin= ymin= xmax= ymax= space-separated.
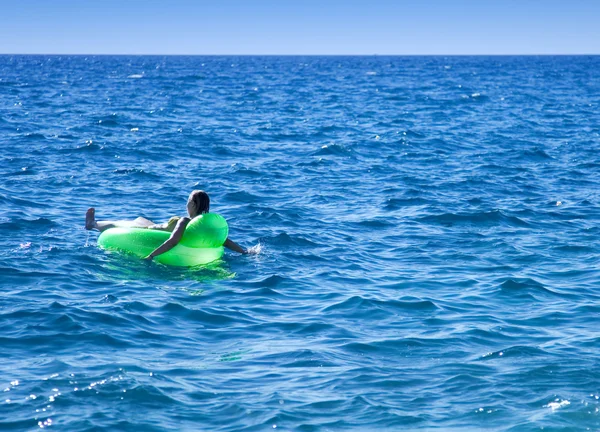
xmin=1 ymin=53 xmax=599 ymax=57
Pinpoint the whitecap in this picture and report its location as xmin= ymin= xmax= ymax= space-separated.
xmin=545 ymin=399 xmax=570 ymax=411
xmin=247 ymin=243 xmax=262 ymax=255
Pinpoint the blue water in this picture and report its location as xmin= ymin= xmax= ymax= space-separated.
xmin=1 ymin=55 xmax=600 ymax=431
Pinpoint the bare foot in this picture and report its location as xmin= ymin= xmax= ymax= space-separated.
xmin=85 ymin=208 xmax=97 ymax=230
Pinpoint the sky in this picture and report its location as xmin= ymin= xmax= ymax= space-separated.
xmin=0 ymin=0 xmax=599 ymax=55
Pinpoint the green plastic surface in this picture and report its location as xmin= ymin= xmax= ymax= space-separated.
xmin=98 ymin=213 xmax=229 ymax=266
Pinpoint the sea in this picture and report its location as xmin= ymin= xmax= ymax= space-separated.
xmin=1 ymin=55 xmax=599 ymax=431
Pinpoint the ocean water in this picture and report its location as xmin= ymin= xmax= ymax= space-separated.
xmin=1 ymin=55 xmax=599 ymax=431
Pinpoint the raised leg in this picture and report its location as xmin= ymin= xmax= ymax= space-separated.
xmin=133 ymin=217 xmax=154 ymax=227
xmin=85 ymin=208 xmax=98 ymax=230
xmin=86 ymin=208 xmax=155 ymax=233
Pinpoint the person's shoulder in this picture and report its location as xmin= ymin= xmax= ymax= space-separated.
xmin=170 ymin=216 xmax=191 ymax=223
xmin=167 ymin=216 xmax=180 ymax=225
xmin=172 ymin=216 xmax=191 ymax=235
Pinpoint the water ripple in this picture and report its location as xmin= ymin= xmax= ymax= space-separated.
xmin=1 ymin=55 xmax=600 ymax=431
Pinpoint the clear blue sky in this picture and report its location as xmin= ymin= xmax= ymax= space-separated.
xmin=1 ymin=0 xmax=599 ymax=55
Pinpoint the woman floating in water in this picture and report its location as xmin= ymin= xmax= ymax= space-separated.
xmin=85 ymin=190 xmax=251 ymax=260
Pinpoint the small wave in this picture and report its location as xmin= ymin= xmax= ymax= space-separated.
xmin=351 ymin=219 xmax=395 ymax=228
xmin=232 ymin=167 xmax=262 ymax=177
xmin=339 ymin=337 xmax=441 ymax=356
xmin=552 ymin=244 xmax=595 ymax=254
xmin=244 ymin=274 xmax=286 ymax=289
xmin=478 ymin=163 xmax=528 ymax=173
xmin=470 ymin=92 xmax=489 ymax=101
xmin=385 ymin=197 xmax=429 ymax=210
xmin=223 ymin=190 xmax=261 ymax=202
xmin=0 ymin=331 xmax=131 ymax=350
xmin=251 ymin=211 xmax=287 ymax=223
xmin=213 ymin=145 xmax=236 ymax=156
xmin=0 ymin=192 xmax=48 ymax=207
xmin=400 ymin=129 xmax=425 ymax=139
xmin=0 ymin=217 xmax=56 ymax=232
xmin=323 ymin=295 xmax=438 ymax=315
xmin=112 ymin=168 xmax=159 ymax=179
xmin=497 ymin=278 xmax=562 ymax=298
xmin=97 ymin=119 xmax=119 ymax=127
xmin=296 ymin=158 xmax=327 ymax=167
xmin=2 ymin=167 xmax=36 ymax=177
xmin=96 ymin=114 xmax=120 ymax=127
xmin=55 ymin=134 xmax=77 ymax=140
xmin=239 ymin=287 xmax=283 ymax=299
xmin=480 ymin=345 xmax=549 ymax=360
xmin=576 ymin=162 xmax=600 ymax=169
xmin=127 ymin=74 xmax=144 ymax=79
xmin=0 ymin=266 xmax=59 ymax=279
xmin=384 ymin=94 xmax=410 ymax=102
xmin=23 ymin=132 xmax=46 ymax=140
xmin=179 ymin=74 xmax=205 ymax=81
xmin=73 ymin=141 xmax=104 ymax=152
xmin=519 ymin=148 xmax=553 ymax=161
xmin=122 ymin=301 xmax=153 ymax=313
xmin=160 ymin=303 xmax=253 ymax=327
xmin=274 ymin=348 xmax=336 ymax=368
xmin=418 ymin=210 xmax=530 ymax=228
xmin=126 ymin=384 xmax=180 ymax=404
xmin=258 ymin=232 xmax=318 ymax=247
xmin=313 ymin=143 xmax=353 ymax=156
xmin=311 ymin=124 xmax=360 ymax=138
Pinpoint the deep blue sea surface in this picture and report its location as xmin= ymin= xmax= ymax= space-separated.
xmin=1 ymin=55 xmax=600 ymax=431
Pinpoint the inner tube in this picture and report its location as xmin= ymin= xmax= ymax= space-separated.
xmin=98 ymin=213 xmax=229 ymax=266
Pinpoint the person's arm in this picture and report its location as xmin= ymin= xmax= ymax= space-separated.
xmin=144 ymin=217 xmax=190 ymax=260
xmin=224 ymin=237 xmax=248 ymax=254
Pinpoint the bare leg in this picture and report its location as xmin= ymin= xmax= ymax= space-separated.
xmin=86 ymin=208 xmax=155 ymax=233
xmin=133 ymin=217 xmax=154 ymax=227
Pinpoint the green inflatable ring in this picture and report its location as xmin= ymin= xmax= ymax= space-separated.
xmin=98 ymin=213 xmax=229 ymax=266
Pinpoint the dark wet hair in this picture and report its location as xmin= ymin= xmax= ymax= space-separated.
xmin=188 ymin=190 xmax=210 ymax=215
